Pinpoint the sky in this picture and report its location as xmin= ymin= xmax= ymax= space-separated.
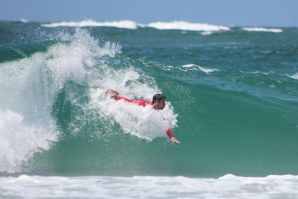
xmin=1 ymin=0 xmax=297 ymax=27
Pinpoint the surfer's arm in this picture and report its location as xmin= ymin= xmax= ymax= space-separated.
xmin=116 ymin=95 xmax=134 ymax=102
xmin=166 ymin=128 xmax=180 ymax=144
xmin=116 ymin=95 xmax=151 ymax=106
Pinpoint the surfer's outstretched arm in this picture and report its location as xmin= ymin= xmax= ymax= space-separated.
xmin=166 ymin=128 xmax=180 ymax=144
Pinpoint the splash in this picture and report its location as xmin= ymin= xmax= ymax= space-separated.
xmin=0 ymin=29 xmax=121 ymax=172
xmin=88 ymin=68 xmax=178 ymax=141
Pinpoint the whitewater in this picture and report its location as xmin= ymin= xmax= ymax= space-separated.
xmin=0 ymin=20 xmax=298 ymax=198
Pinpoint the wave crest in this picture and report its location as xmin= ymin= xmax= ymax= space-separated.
xmin=242 ymin=27 xmax=283 ymax=33
xmin=42 ymin=20 xmax=230 ymax=32
xmin=147 ymin=21 xmax=230 ymax=32
xmin=42 ymin=20 xmax=138 ymax=29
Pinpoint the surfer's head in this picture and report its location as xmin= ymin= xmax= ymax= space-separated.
xmin=152 ymin=94 xmax=166 ymax=110
xmin=105 ymin=89 xmax=119 ymax=99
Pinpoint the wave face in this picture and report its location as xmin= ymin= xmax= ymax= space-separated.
xmin=0 ymin=21 xmax=298 ymax=177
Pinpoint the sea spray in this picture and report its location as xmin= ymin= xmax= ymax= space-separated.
xmin=0 ymin=29 xmax=116 ymax=172
xmin=0 ymin=50 xmax=58 ymax=172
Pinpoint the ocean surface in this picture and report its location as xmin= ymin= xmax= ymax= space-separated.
xmin=0 ymin=20 xmax=298 ymax=198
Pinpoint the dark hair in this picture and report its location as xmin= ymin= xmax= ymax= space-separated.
xmin=152 ymin=94 xmax=166 ymax=103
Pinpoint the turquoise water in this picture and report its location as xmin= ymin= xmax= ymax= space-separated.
xmin=0 ymin=20 xmax=298 ymax=198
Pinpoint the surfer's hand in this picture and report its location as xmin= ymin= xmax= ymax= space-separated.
xmin=171 ymin=136 xmax=180 ymax=144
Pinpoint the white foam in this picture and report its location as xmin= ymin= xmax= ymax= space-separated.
xmin=182 ymin=64 xmax=219 ymax=74
xmin=101 ymin=100 xmax=174 ymax=140
xmin=201 ymin=31 xmax=213 ymax=35
xmin=0 ymin=110 xmax=56 ymax=172
xmin=147 ymin=21 xmax=230 ymax=32
xmin=1 ymin=175 xmax=298 ymax=198
xmin=198 ymin=66 xmax=219 ymax=74
xmin=42 ymin=20 xmax=230 ymax=32
xmin=0 ymin=55 xmax=58 ymax=172
xmin=44 ymin=28 xmax=178 ymax=141
xmin=288 ymin=73 xmax=298 ymax=80
xmin=20 ymin=18 xmax=29 ymax=23
xmin=42 ymin=19 xmax=138 ymax=29
xmin=242 ymin=27 xmax=283 ymax=33
xmin=182 ymin=64 xmax=196 ymax=68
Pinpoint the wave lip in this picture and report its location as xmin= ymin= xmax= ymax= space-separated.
xmin=242 ymin=27 xmax=283 ymax=33
xmin=42 ymin=19 xmax=138 ymax=29
xmin=147 ymin=21 xmax=230 ymax=32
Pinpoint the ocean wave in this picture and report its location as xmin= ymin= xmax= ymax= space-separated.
xmin=42 ymin=20 xmax=230 ymax=32
xmin=242 ymin=27 xmax=283 ymax=33
xmin=147 ymin=21 xmax=230 ymax=32
xmin=42 ymin=19 xmax=138 ymax=29
xmin=0 ymin=29 xmax=123 ymax=172
xmin=0 ymin=28 xmax=179 ymax=173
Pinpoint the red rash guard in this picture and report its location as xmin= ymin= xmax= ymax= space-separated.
xmin=116 ymin=95 xmax=174 ymax=138
xmin=116 ymin=95 xmax=153 ymax=107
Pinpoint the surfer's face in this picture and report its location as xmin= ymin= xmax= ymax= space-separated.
xmin=155 ymin=99 xmax=166 ymax=110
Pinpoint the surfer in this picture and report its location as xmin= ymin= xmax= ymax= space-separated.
xmin=105 ymin=89 xmax=180 ymax=144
